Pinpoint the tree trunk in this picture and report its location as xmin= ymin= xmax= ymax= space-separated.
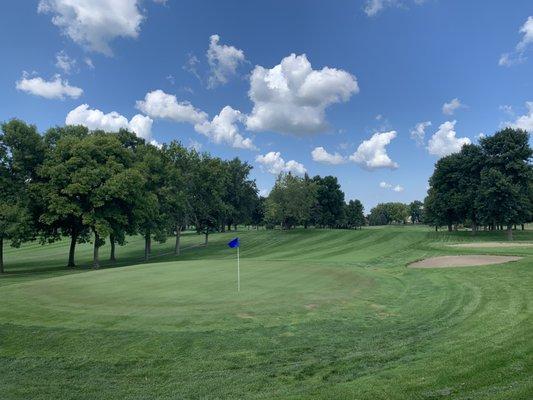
xmin=110 ymin=234 xmax=116 ymax=262
xmin=204 ymin=231 xmax=208 ymax=245
xmin=144 ymin=233 xmax=151 ymax=261
xmin=174 ymin=225 xmax=181 ymax=255
xmin=0 ymin=237 xmax=4 ymax=274
xmin=93 ymin=231 xmax=100 ymax=269
xmin=521 ymin=224 xmax=525 ymax=230
xmin=67 ymin=231 xmax=78 ymax=268
xmin=447 ymin=224 xmax=452 ymax=232
xmin=435 ymin=225 xmax=438 ymax=232
xmin=471 ymin=223 xmax=477 ymax=236
xmin=227 ymin=223 xmax=231 ymax=231
xmin=507 ymin=225 xmax=513 ymax=241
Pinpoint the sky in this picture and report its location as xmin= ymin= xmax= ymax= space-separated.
xmin=1 ymin=0 xmax=532 ymax=211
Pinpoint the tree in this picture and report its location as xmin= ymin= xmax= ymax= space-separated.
xmin=39 ymin=129 xmax=144 ymax=268
xmin=162 ymin=141 xmax=195 ymax=255
xmin=345 ymin=199 xmax=365 ymax=229
xmin=408 ymin=201 xmax=424 ymax=224
xmin=190 ymin=155 xmax=228 ymax=245
xmin=133 ymin=143 xmax=169 ymax=260
xmin=265 ymin=174 xmax=317 ymax=229
xmin=0 ymin=120 xmax=45 ymax=272
xmin=479 ymin=128 xmax=532 ymax=238
xmin=223 ymin=158 xmax=257 ymax=231
xmin=250 ymin=196 xmax=266 ymax=229
xmin=313 ymin=175 xmax=345 ymax=228
xmin=368 ymin=202 xmax=409 ymax=225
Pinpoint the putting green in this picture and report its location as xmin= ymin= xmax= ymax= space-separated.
xmin=1 ymin=226 xmax=532 ymax=399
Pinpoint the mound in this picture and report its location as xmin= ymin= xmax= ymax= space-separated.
xmin=448 ymin=242 xmax=533 ymax=248
xmin=408 ymin=255 xmax=522 ymax=269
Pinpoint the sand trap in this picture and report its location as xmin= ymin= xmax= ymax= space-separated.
xmin=408 ymin=255 xmax=522 ymax=269
xmin=448 ymin=242 xmax=533 ymax=248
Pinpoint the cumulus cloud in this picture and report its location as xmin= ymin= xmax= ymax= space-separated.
xmin=364 ymin=0 xmax=427 ymax=17
xmin=499 ymin=16 xmax=533 ymax=67
xmin=392 ymin=184 xmax=404 ymax=192
xmin=349 ymin=131 xmax=398 ymax=170
xmin=207 ymin=34 xmax=246 ymax=88
xmin=136 ymin=89 xmax=207 ymax=124
xmin=137 ymin=89 xmax=256 ymax=150
xmin=410 ymin=121 xmax=431 ymax=146
xmin=427 ymin=121 xmax=471 ymax=157
xmin=183 ymin=53 xmax=201 ymax=81
xmin=442 ymin=98 xmax=463 ymax=115
xmin=37 ymin=0 xmax=155 ymax=55
xmin=16 ymin=72 xmax=83 ymax=99
xmin=65 ymin=104 xmax=157 ymax=145
xmin=194 ymin=106 xmax=256 ymax=150
xmin=55 ymin=51 xmax=76 ymax=74
xmin=507 ymin=102 xmax=533 ymax=132
xmin=311 ymin=146 xmax=346 ymax=165
xmin=84 ymin=58 xmax=95 ymax=69
xmin=255 ymin=151 xmax=306 ymax=176
xmin=379 ymin=181 xmax=392 ymax=189
xmin=246 ymin=53 xmax=358 ymax=135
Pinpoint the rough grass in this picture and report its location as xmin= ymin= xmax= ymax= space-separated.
xmin=1 ymin=226 xmax=532 ymax=399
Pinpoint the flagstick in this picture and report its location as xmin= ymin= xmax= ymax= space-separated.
xmin=237 ymin=246 xmax=240 ymax=292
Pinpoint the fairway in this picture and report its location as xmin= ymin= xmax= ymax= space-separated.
xmin=1 ymin=226 xmax=532 ymax=399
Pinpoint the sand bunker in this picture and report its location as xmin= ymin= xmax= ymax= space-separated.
xmin=448 ymin=242 xmax=533 ymax=248
xmin=408 ymin=255 xmax=522 ymax=269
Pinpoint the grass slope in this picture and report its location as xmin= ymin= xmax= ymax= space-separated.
xmin=1 ymin=226 xmax=532 ymax=399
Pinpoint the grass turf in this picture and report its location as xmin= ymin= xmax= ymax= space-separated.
xmin=0 ymin=226 xmax=532 ymax=399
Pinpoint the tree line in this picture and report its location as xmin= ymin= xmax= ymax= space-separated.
xmin=264 ymin=173 xmax=365 ymax=230
xmin=0 ymin=120 xmax=261 ymax=271
xmin=424 ymin=128 xmax=532 ymax=239
xmin=0 ymin=120 xmax=366 ymax=272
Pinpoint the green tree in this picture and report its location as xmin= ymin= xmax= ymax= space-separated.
xmin=345 ymin=199 xmax=365 ymax=229
xmin=265 ymin=174 xmax=317 ymax=229
xmin=39 ymin=129 xmax=144 ymax=268
xmin=408 ymin=200 xmax=424 ymax=224
xmin=0 ymin=120 xmax=45 ymax=272
xmin=190 ymin=155 xmax=228 ymax=244
xmin=223 ymin=158 xmax=257 ymax=231
xmin=313 ymin=175 xmax=345 ymax=228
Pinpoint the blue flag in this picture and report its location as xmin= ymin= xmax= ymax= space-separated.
xmin=228 ymin=237 xmax=240 ymax=248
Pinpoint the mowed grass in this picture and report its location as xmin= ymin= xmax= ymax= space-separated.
xmin=0 ymin=226 xmax=532 ymax=399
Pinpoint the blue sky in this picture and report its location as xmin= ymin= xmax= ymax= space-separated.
xmin=1 ymin=0 xmax=532 ymax=210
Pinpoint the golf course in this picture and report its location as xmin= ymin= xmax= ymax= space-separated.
xmin=1 ymin=226 xmax=532 ymax=399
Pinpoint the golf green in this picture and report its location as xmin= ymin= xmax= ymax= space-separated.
xmin=1 ymin=226 xmax=532 ymax=399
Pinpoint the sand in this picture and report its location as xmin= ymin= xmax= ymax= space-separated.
xmin=408 ymin=255 xmax=522 ymax=269
xmin=448 ymin=242 xmax=533 ymax=248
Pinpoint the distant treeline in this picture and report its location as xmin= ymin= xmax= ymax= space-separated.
xmin=424 ymin=128 xmax=532 ymax=239
xmin=0 ymin=120 xmax=366 ymax=271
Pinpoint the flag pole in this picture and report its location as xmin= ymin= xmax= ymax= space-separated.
xmin=237 ymin=246 xmax=240 ymax=292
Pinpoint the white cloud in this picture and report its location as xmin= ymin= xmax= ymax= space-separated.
xmin=207 ymin=34 xmax=245 ymax=88
xmin=65 ymin=104 xmax=157 ymax=144
xmin=37 ymin=0 xmax=153 ymax=55
xmin=380 ymin=181 xmax=404 ymax=192
xmin=194 ymin=106 xmax=256 ymax=150
xmin=349 ymin=131 xmax=398 ymax=170
xmin=255 ymin=151 xmax=306 ymax=176
xmin=187 ymin=138 xmax=202 ymax=152
xmin=427 ymin=121 xmax=471 ymax=157
xmin=392 ymin=184 xmax=404 ymax=192
xmin=16 ymin=72 xmax=83 ymax=99
xmin=507 ymin=102 xmax=533 ymax=132
xmin=364 ymin=0 xmax=427 ymax=17
xmin=55 ymin=51 xmax=76 ymax=74
xmin=442 ymin=98 xmax=463 ymax=115
xmin=84 ymin=58 xmax=95 ymax=69
xmin=136 ymin=89 xmax=207 ymax=125
xmin=311 ymin=146 xmax=346 ymax=165
xmin=499 ymin=16 xmax=533 ymax=67
xmin=246 ymin=53 xmax=358 ymax=135
xmin=183 ymin=53 xmax=201 ymax=81
xmin=137 ymin=90 xmax=255 ymax=150
xmin=410 ymin=121 xmax=431 ymax=145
